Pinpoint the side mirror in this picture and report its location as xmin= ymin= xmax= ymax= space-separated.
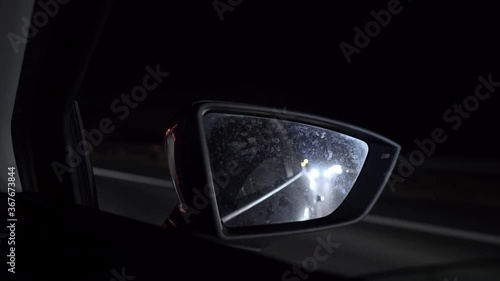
xmin=165 ymin=101 xmax=400 ymax=240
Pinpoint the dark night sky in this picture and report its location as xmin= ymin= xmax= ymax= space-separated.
xmin=78 ymin=0 xmax=500 ymax=158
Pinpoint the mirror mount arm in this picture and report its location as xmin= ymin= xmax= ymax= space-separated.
xmin=161 ymin=204 xmax=192 ymax=231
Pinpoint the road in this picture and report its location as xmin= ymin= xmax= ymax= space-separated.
xmin=92 ymin=148 xmax=500 ymax=278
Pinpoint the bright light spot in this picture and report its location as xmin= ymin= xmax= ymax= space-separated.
xmin=301 ymin=158 xmax=309 ymax=167
xmin=303 ymin=207 xmax=310 ymax=220
xmin=309 ymin=168 xmax=320 ymax=179
xmin=309 ymin=179 xmax=316 ymax=190
xmin=331 ymin=165 xmax=342 ymax=174
xmin=323 ymin=165 xmax=343 ymax=178
xmin=307 ymin=168 xmax=319 ymax=190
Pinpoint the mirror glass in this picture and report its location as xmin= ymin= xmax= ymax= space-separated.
xmin=203 ymin=113 xmax=369 ymax=227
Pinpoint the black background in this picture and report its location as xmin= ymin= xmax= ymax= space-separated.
xmin=78 ymin=0 xmax=500 ymax=159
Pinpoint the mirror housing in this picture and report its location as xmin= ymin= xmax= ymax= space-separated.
xmin=165 ymin=101 xmax=400 ymax=240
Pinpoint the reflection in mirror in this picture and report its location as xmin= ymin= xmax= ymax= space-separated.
xmin=203 ymin=113 xmax=369 ymax=227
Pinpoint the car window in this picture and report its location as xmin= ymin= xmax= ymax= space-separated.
xmin=76 ymin=1 xmax=500 ymax=279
